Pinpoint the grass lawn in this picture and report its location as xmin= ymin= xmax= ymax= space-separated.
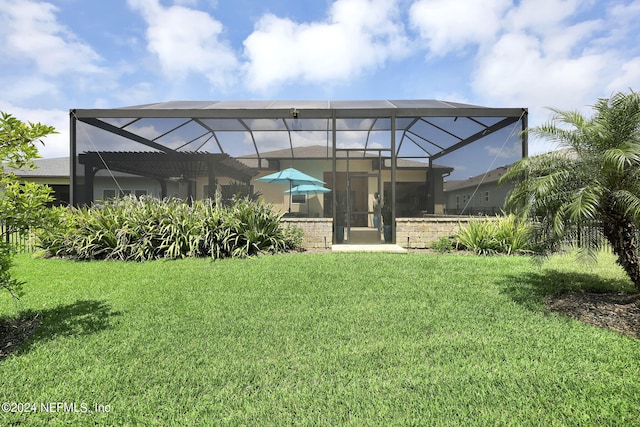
xmin=1 ymin=252 xmax=639 ymax=426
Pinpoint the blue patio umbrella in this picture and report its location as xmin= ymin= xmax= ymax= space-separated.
xmin=285 ymin=184 xmax=331 ymax=216
xmin=256 ymin=168 xmax=325 ymax=212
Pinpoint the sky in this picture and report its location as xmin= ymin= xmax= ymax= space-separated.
xmin=1 ymin=0 xmax=639 ymax=159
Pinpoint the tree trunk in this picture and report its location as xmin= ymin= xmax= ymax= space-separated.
xmin=602 ymin=212 xmax=640 ymax=292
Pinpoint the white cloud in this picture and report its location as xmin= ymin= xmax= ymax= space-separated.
xmin=402 ymin=0 xmax=640 ymax=155
xmin=472 ymin=31 xmax=608 ymax=110
xmin=485 ymin=137 xmax=523 ymax=160
xmin=503 ymin=0 xmax=585 ymax=34
xmin=406 ymin=0 xmax=640 ymax=128
xmin=409 ymin=0 xmax=511 ymax=56
xmin=607 ymin=58 xmax=640 ymax=93
xmin=127 ymin=0 xmax=239 ymax=89
xmin=465 ymin=0 xmax=640 ymax=121
xmin=0 ymin=0 xmax=103 ymax=76
xmin=242 ymin=0 xmax=410 ymax=93
xmin=1 ymin=76 xmax=60 ymax=102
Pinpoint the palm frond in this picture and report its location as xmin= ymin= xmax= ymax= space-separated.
xmin=601 ymin=142 xmax=640 ymax=174
xmin=565 ymin=186 xmax=602 ymax=222
xmin=612 ymin=190 xmax=640 ymax=223
xmin=530 ymin=109 xmax=593 ymax=152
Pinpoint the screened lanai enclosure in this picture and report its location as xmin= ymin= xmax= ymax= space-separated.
xmin=70 ymin=100 xmax=527 ymax=244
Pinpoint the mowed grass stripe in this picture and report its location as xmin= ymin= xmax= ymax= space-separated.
xmin=1 ymin=253 xmax=638 ymax=426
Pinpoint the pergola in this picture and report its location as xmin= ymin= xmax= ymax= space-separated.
xmin=70 ymin=100 xmax=528 ymax=242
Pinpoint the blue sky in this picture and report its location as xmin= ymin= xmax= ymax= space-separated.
xmin=1 ymin=0 xmax=639 ymax=158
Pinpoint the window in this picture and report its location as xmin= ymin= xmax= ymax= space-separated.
xmin=291 ymin=194 xmax=306 ymax=204
xmin=484 ymin=191 xmax=490 ymax=202
xmin=103 ymin=189 xmax=116 ymax=200
xmin=456 ymin=195 xmax=460 ymax=209
xmin=135 ymin=189 xmax=148 ymax=197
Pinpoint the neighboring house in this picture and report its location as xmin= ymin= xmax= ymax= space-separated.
xmin=443 ymin=164 xmax=514 ymax=215
xmin=7 ymin=157 xmax=184 ymax=206
xmin=5 ymin=157 xmax=71 ymax=206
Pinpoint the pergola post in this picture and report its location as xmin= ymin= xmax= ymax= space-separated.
xmin=207 ymin=157 xmax=217 ymax=199
xmin=83 ymin=163 xmax=96 ymax=203
xmin=426 ymin=158 xmax=435 ymax=215
xmin=159 ymin=180 xmax=167 ymax=199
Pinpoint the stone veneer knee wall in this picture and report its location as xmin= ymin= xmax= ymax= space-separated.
xmin=281 ymin=217 xmax=478 ymax=250
xmin=281 ymin=218 xmax=333 ymax=249
xmin=396 ymin=217 xmax=478 ymax=249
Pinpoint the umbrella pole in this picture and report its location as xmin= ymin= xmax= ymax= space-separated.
xmin=288 ymin=181 xmax=292 ymax=213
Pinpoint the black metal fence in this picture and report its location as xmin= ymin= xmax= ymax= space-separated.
xmin=559 ymin=222 xmax=640 ymax=253
xmin=1 ymin=222 xmax=34 ymax=253
xmin=562 ymin=223 xmax=602 ymax=248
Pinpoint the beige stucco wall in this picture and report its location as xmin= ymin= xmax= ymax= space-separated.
xmin=255 ymin=159 xmax=432 ymax=218
xmin=254 ymin=159 xmax=328 ymax=216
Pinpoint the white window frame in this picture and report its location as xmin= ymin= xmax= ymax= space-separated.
xmin=291 ymin=194 xmax=306 ymax=204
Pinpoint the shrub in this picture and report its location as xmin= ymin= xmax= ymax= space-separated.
xmin=456 ymin=214 xmax=535 ymax=255
xmin=37 ymin=196 xmax=303 ymax=261
xmin=1 ymin=112 xmax=56 ymax=299
xmin=0 ymin=240 xmax=24 ymax=299
xmin=431 ymin=236 xmax=454 ymax=253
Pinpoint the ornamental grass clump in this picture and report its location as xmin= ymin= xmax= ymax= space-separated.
xmin=456 ymin=214 xmax=535 ymax=255
xmin=37 ymin=195 xmax=302 ymax=261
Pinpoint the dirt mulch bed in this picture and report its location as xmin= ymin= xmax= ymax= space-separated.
xmin=0 ymin=314 xmax=41 ymax=361
xmin=545 ymin=292 xmax=640 ymax=339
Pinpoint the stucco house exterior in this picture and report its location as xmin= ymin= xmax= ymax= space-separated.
xmin=245 ymin=145 xmax=452 ymax=221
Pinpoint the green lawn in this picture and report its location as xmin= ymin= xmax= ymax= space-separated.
xmin=1 ymin=252 xmax=639 ymax=426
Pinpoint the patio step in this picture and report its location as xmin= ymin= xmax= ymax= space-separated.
xmin=332 ymin=244 xmax=407 ymax=253
xmin=348 ymin=227 xmax=381 ymax=244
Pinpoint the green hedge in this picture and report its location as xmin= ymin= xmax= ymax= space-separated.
xmin=38 ymin=196 xmax=302 ymax=261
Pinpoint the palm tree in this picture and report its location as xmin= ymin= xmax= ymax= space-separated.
xmin=500 ymin=90 xmax=640 ymax=291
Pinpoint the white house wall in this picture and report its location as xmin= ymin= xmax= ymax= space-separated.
xmin=93 ymin=177 xmax=176 ymax=200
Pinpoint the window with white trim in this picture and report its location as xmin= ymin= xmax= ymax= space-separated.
xmin=292 ymin=194 xmax=306 ymax=204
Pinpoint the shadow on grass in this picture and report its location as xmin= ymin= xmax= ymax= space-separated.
xmin=0 ymin=300 xmax=122 ymax=361
xmin=498 ymin=269 xmax=634 ymax=312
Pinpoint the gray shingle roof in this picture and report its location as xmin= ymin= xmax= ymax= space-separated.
xmin=5 ymin=157 xmax=69 ymax=177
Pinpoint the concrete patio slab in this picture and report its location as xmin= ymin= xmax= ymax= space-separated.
xmin=331 ymin=244 xmax=408 ymax=253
